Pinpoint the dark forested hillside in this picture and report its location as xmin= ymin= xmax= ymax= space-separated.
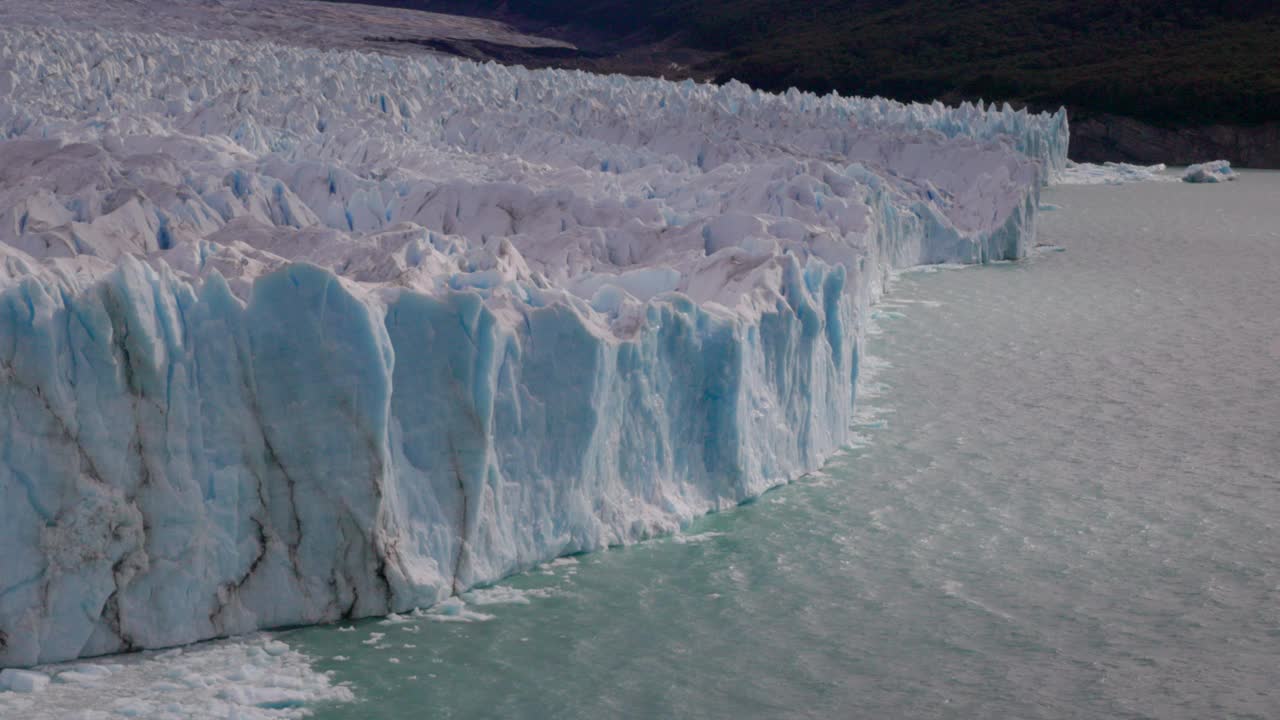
xmin=691 ymin=0 xmax=1280 ymax=129
xmin=330 ymin=0 xmax=1280 ymax=165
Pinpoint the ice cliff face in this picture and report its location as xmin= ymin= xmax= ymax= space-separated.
xmin=0 ymin=24 xmax=1063 ymax=666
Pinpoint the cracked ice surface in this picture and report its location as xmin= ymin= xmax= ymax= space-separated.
xmin=0 ymin=18 xmax=1062 ymax=666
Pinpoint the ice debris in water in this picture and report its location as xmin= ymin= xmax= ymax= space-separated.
xmin=1182 ymin=160 xmax=1236 ymax=183
xmin=1 ymin=8 xmax=1064 ymax=666
xmin=0 ymin=669 xmax=51 ymax=694
xmin=421 ymin=598 xmax=495 ymax=623
xmin=463 ymin=585 xmax=557 ymax=605
xmin=1056 ymin=160 xmax=1174 ymax=185
xmin=0 ymin=638 xmax=352 ymax=719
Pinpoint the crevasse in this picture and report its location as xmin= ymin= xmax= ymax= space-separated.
xmin=0 ymin=26 xmax=1060 ymax=666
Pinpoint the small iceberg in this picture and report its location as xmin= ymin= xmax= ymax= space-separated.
xmin=1182 ymin=160 xmax=1236 ymax=183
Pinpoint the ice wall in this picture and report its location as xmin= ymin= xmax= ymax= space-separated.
xmin=1 ymin=26 xmax=1050 ymax=666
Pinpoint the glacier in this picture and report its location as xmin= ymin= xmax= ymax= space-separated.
xmin=0 ymin=20 xmax=1067 ymax=667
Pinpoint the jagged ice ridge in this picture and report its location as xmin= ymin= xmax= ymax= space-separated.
xmin=0 ymin=25 xmax=1066 ymax=666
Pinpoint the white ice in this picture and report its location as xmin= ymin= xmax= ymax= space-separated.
xmin=1 ymin=7 xmax=1064 ymax=667
xmin=1055 ymin=160 xmax=1175 ymax=185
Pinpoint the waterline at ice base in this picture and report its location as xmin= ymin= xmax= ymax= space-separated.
xmin=0 ymin=24 xmax=1065 ymax=666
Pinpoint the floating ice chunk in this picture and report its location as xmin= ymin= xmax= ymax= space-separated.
xmin=0 ymin=669 xmax=51 ymax=693
xmin=420 ymin=598 xmax=495 ymax=623
xmin=1182 ymin=160 xmax=1236 ymax=183
xmin=1056 ymin=161 xmax=1172 ymax=185
xmin=52 ymin=671 xmax=105 ymax=685
xmin=57 ymin=665 xmax=112 ymax=680
xmin=262 ymin=642 xmax=289 ymax=657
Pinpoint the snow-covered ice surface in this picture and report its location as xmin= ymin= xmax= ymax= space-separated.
xmin=0 ymin=4 xmax=1066 ymax=667
xmin=0 ymin=636 xmax=353 ymax=718
xmin=0 ymin=0 xmax=573 ymax=55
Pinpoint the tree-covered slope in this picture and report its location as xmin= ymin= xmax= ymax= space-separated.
xmin=338 ymin=0 xmax=1278 ymax=128
xmin=687 ymin=0 xmax=1280 ymax=128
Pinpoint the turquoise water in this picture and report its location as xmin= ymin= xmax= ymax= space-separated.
xmin=290 ymin=174 xmax=1280 ymax=719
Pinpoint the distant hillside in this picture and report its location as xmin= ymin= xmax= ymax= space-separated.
xmin=326 ymin=0 xmax=1280 ymax=166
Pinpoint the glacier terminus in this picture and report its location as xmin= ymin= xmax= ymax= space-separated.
xmin=0 ymin=16 xmax=1068 ymax=667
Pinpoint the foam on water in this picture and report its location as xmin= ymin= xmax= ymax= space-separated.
xmin=669 ymin=532 xmax=727 ymax=545
xmin=463 ymin=585 xmax=558 ymax=606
